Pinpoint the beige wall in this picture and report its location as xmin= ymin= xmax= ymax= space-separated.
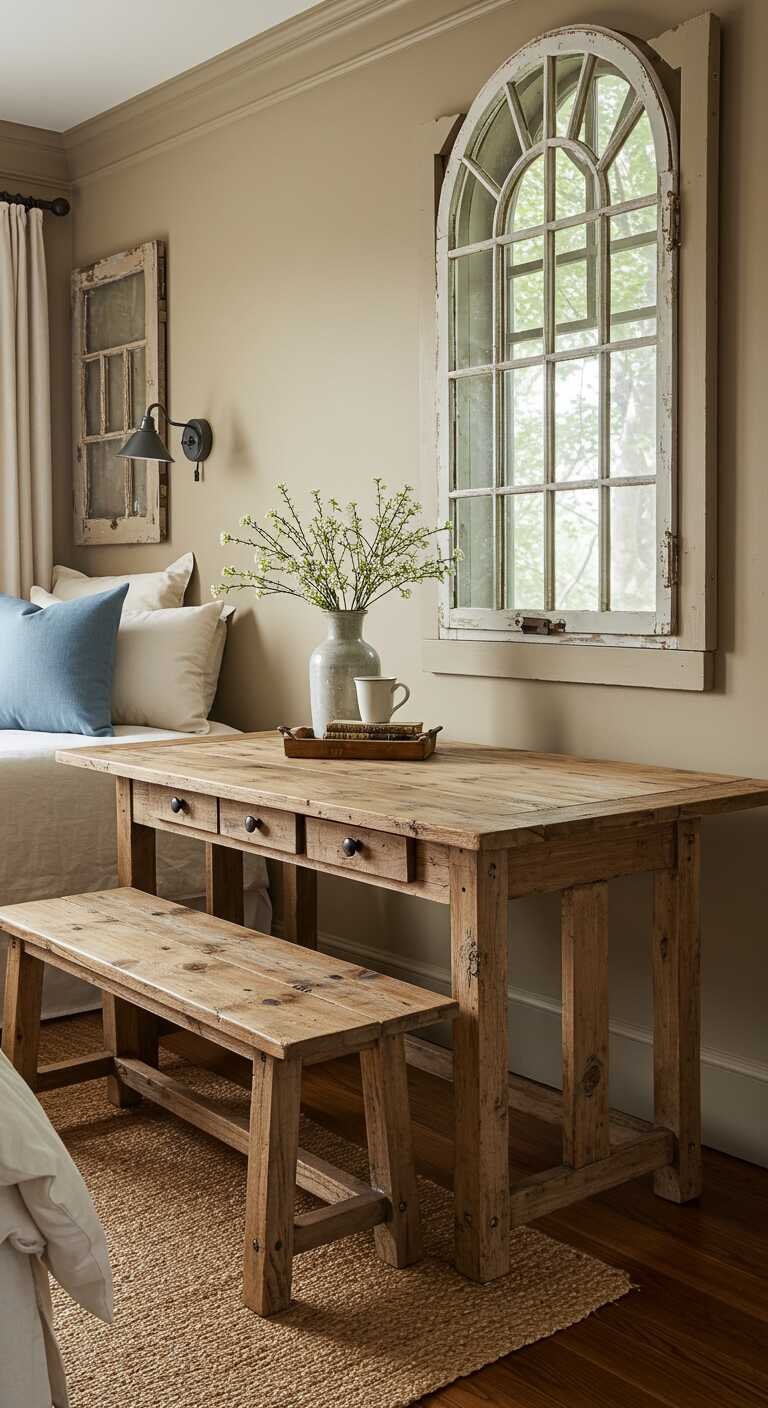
xmin=59 ymin=0 xmax=767 ymax=1156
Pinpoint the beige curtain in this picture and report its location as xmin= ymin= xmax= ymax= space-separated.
xmin=0 ymin=202 xmax=53 ymax=597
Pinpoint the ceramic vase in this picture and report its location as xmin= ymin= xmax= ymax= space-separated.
xmin=308 ymin=610 xmax=380 ymax=737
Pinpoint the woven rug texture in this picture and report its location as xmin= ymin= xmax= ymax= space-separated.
xmin=38 ymin=1016 xmax=631 ymax=1408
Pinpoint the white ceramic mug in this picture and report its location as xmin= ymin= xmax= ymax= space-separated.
xmin=354 ymin=675 xmax=411 ymax=725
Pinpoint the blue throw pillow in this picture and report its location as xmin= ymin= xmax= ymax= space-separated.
xmin=0 ymin=585 xmax=128 ymax=736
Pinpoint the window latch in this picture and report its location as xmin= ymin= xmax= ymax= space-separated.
xmin=662 ymin=190 xmax=681 ymax=251
xmin=514 ymin=615 xmax=566 ymax=635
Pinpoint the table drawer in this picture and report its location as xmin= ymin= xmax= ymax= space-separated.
xmin=133 ymin=781 xmax=218 ymax=834
xmin=305 ymin=818 xmax=414 ymax=883
xmin=219 ymin=799 xmax=300 ymax=854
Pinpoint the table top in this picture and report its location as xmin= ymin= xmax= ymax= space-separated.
xmin=57 ymin=732 xmax=768 ymax=850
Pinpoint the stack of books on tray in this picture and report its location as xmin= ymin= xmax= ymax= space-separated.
xmin=324 ymin=720 xmax=424 ymax=742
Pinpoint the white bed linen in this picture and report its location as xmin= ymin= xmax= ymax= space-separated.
xmin=0 ymin=723 xmax=271 ymax=1018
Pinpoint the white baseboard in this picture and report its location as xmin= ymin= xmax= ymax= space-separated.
xmin=314 ymin=927 xmax=768 ymax=1170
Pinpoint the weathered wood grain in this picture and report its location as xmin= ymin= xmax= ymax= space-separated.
xmin=56 ymin=733 xmax=768 ymax=849
xmin=653 ymin=820 xmax=703 ymax=1202
xmin=243 ymin=1054 xmax=302 ymax=1315
xmin=205 ymin=842 xmax=244 ymax=926
xmin=360 ymin=1033 xmax=422 ymax=1267
xmin=450 ymin=847 xmax=510 ymax=1281
xmin=562 ymin=882 xmax=610 ymax=1169
xmin=1 ymin=938 xmax=43 ymax=1087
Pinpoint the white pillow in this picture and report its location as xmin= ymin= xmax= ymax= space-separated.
xmin=30 ymin=591 xmax=231 ymax=732
xmin=49 ymin=552 xmax=194 ymax=611
xmin=0 ymin=1049 xmax=113 ymax=1323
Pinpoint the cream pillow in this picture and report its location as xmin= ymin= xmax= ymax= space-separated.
xmin=30 ymin=591 xmax=231 ymax=732
xmin=49 ymin=552 xmax=193 ymax=611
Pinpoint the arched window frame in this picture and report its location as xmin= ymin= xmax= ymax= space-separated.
xmin=436 ymin=24 xmax=680 ymax=645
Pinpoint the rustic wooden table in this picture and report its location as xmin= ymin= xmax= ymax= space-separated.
xmin=57 ymin=733 xmax=768 ymax=1283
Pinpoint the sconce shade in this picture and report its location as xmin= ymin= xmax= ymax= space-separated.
xmin=119 ymin=411 xmax=174 ymax=463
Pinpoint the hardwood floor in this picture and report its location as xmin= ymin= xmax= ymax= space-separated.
xmin=169 ymin=1033 xmax=768 ymax=1408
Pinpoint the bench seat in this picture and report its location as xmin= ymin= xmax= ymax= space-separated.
xmin=0 ymin=887 xmax=457 ymax=1315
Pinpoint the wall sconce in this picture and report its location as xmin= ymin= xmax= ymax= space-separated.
xmin=120 ymin=402 xmax=213 ymax=481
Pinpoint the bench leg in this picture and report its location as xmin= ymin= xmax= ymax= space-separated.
xmin=2 ymin=938 xmax=43 ymax=1088
xmin=360 ymin=1033 xmax=422 ymax=1268
xmin=102 ymin=994 xmax=159 ymax=1109
xmin=653 ymin=821 xmax=702 ymax=1202
xmin=243 ymin=1053 xmax=301 ymax=1315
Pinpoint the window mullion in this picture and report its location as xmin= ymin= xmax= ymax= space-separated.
xmin=598 ymin=209 xmax=610 ymax=611
xmin=544 ymin=134 xmax=556 ymax=612
xmin=493 ymin=240 xmax=503 ymax=609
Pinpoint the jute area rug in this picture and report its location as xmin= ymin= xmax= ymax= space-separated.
xmin=40 ymin=1015 xmax=631 ymax=1408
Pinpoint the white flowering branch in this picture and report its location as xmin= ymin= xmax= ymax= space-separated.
xmin=213 ymin=479 xmax=459 ymax=611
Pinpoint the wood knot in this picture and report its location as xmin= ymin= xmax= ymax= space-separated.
xmin=465 ymin=941 xmax=479 ymax=980
xmin=659 ymin=934 xmax=669 ymax=961
xmin=182 ymin=961 xmax=207 ymax=972
xmin=580 ymin=1057 xmax=604 ymax=1098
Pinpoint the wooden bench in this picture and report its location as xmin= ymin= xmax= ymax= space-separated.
xmin=0 ymin=887 xmax=457 ymax=1315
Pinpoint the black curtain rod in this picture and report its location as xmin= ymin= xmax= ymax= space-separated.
xmin=0 ymin=191 xmax=70 ymax=217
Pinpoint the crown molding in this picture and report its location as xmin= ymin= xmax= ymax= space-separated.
xmin=0 ymin=119 xmax=70 ymax=190
xmin=64 ymin=0 xmax=515 ymax=185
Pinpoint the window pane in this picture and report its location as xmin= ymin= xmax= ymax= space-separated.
xmin=472 ymin=97 xmax=521 ymax=189
xmin=455 ymin=495 xmax=493 ymax=607
xmin=504 ymin=366 xmax=545 ymax=485
xmin=555 ymin=488 xmax=599 ymax=609
xmin=607 ymin=109 xmax=657 ymax=203
xmin=610 ymin=217 xmax=657 ymax=335
xmin=106 ymin=354 xmax=125 ymax=434
xmin=554 ymin=356 xmax=599 ymax=482
xmin=515 ymin=63 xmax=545 ymax=145
xmin=555 ymin=148 xmax=589 ymax=221
xmin=506 ymin=493 xmax=545 ymax=608
xmin=610 ymin=203 xmax=657 ymax=240
xmin=555 ymin=55 xmax=583 ymax=136
xmin=511 ymin=156 xmax=545 ymax=230
xmin=555 ymin=225 xmax=598 ymax=351
xmin=610 ymin=347 xmax=656 ymax=478
xmin=452 ymin=375 xmax=493 ymax=489
xmin=506 ymin=240 xmax=544 ymax=356
xmin=594 ymin=71 xmax=633 ymax=156
xmin=452 ymin=251 xmax=493 ymax=370
xmin=86 ymin=440 xmax=125 ymax=520
xmin=610 ymin=484 xmax=656 ymax=610
xmin=84 ymin=359 xmax=101 ymax=437
xmin=85 ymin=272 xmax=144 ymax=354
xmin=130 ymin=346 xmax=146 ymax=429
xmin=453 ymin=167 xmax=496 ymax=247
xmin=130 ymin=461 xmax=147 ymax=518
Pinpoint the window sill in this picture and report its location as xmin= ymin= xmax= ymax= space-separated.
xmin=423 ymin=638 xmax=714 ymax=691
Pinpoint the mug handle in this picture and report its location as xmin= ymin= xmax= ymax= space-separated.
xmin=391 ymin=682 xmax=410 ymax=716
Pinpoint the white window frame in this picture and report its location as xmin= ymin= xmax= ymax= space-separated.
xmin=423 ymin=14 xmax=719 ymax=691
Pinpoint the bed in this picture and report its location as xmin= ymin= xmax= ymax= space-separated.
xmin=0 ymin=722 xmax=271 ymax=1019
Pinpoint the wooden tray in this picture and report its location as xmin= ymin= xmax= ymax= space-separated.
xmin=277 ymin=726 xmax=442 ymax=761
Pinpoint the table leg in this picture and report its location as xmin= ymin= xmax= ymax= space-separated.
xmin=205 ymin=843 xmax=244 ymax=925
xmin=281 ymin=863 xmax=318 ymax=948
xmin=653 ymin=820 xmax=702 ymax=1202
xmin=2 ymin=939 xmax=43 ymax=1087
xmin=449 ymin=847 xmax=510 ymax=1282
xmin=108 ymin=778 xmax=159 ymax=1106
xmin=562 ymin=881 xmax=610 ymax=1168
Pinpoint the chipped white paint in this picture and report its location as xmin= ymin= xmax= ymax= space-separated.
xmin=435 ymin=24 xmax=679 ymax=647
xmin=72 ymin=241 xmax=167 ymax=546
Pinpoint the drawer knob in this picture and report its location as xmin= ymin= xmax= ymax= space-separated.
xmin=342 ymin=837 xmax=362 ymax=857
xmin=170 ymin=796 xmax=187 ymax=815
xmin=244 ymin=815 xmax=263 ymax=834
